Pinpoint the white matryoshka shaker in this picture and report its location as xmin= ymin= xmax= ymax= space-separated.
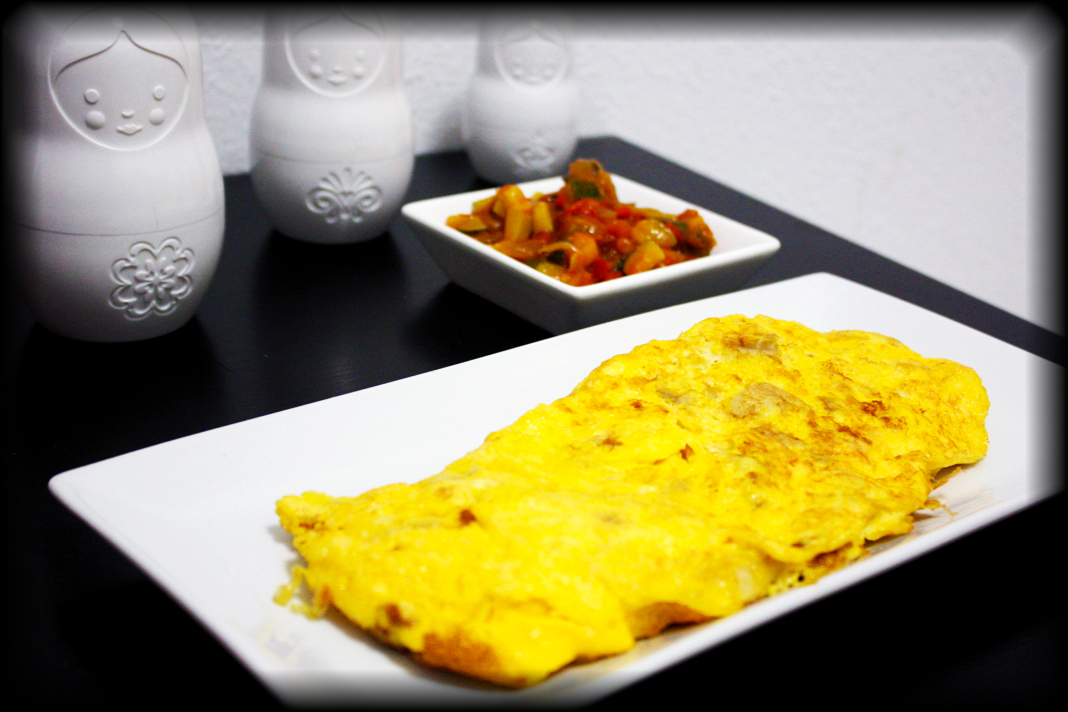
xmin=463 ymin=16 xmax=579 ymax=185
xmin=250 ymin=7 xmax=414 ymax=244
xmin=2 ymin=4 xmax=226 ymax=342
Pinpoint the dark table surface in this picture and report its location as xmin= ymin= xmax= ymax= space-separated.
xmin=4 ymin=137 xmax=1063 ymax=709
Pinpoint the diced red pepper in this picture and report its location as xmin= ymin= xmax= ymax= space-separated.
xmin=590 ymin=258 xmax=611 ymax=281
xmin=563 ymin=197 xmax=602 ymax=217
xmin=605 ymin=219 xmax=632 ymax=242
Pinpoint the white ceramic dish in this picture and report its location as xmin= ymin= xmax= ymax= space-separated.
xmin=49 ymin=273 xmax=1060 ymax=708
xmin=401 ymin=174 xmax=781 ymax=333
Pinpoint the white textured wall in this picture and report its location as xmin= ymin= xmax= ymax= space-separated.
xmin=194 ymin=7 xmax=1062 ymax=334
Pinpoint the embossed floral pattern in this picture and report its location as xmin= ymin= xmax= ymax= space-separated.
xmin=110 ymin=237 xmax=195 ymax=319
xmin=511 ymin=132 xmax=556 ymax=177
xmin=306 ymin=168 xmax=383 ymax=224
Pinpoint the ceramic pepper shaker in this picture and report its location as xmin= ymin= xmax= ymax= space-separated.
xmin=249 ymin=7 xmax=413 ymax=244
xmin=2 ymin=3 xmax=226 ymax=342
xmin=463 ymin=15 xmax=579 ymax=185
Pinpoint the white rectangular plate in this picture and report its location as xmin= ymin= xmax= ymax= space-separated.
xmin=50 ymin=273 xmax=1061 ymax=708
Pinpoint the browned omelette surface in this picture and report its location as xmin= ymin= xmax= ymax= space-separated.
xmin=277 ymin=315 xmax=989 ymax=686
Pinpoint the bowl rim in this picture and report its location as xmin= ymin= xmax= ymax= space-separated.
xmin=401 ymin=174 xmax=781 ymax=303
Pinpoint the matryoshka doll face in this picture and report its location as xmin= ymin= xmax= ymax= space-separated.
xmin=286 ymin=10 xmax=385 ymax=96
xmin=51 ymin=20 xmax=188 ymax=150
xmin=494 ymin=20 xmax=568 ymax=87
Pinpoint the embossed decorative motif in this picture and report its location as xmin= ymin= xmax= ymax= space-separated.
xmin=306 ymin=168 xmax=383 ymax=224
xmin=50 ymin=7 xmax=189 ymax=149
xmin=495 ymin=20 xmax=567 ymax=87
xmin=110 ymin=237 xmax=195 ymax=318
xmin=285 ymin=9 xmax=386 ymax=97
xmin=511 ymin=132 xmax=556 ymax=177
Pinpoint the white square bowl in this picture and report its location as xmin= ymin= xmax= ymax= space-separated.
xmin=402 ymin=174 xmax=782 ymax=334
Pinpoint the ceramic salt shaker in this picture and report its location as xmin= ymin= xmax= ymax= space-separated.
xmin=2 ymin=4 xmax=225 ymax=342
xmin=250 ymin=7 xmax=413 ymax=244
xmin=463 ymin=15 xmax=579 ymax=185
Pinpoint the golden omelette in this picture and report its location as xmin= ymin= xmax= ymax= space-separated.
xmin=276 ymin=315 xmax=989 ymax=687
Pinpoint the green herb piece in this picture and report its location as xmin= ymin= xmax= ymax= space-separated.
xmin=568 ymin=179 xmax=601 ymax=200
